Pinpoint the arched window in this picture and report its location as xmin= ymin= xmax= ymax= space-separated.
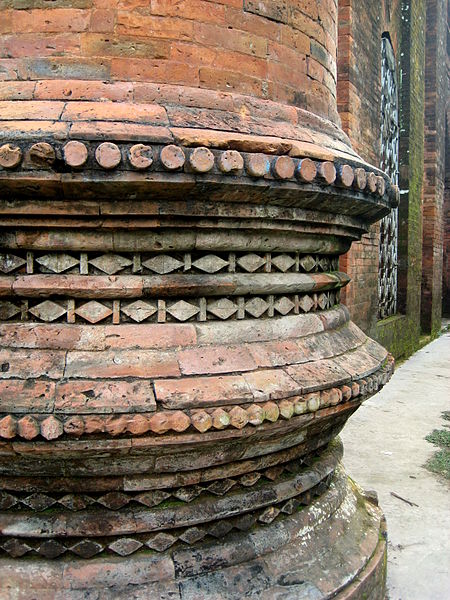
xmin=378 ymin=35 xmax=399 ymax=319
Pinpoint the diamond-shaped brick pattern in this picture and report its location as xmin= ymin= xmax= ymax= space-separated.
xmin=98 ymin=492 xmax=130 ymax=510
xmin=89 ymin=254 xmax=132 ymax=275
xmin=298 ymin=295 xmax=314 ymax=312
xmin=0 ymin=301 xmax=21 ymax=320
xmin=142 ymin=255 xmax=183 ymax=274
xmin=245 ymin=297 xmax=268 ymax=318
xmin=299 ymin=255 xmax=317 ymax=272
xmin=29 ymin=300 xmax=66 ymax=322
xmin=318 ymin=257 xmax=331 ymax=271
xmin=22 ymin=493 xmax=57 ymax=511
xmin=70 ymin=539 xmax=104 ymax=558
xmin=207 ymin=298 xmax=237 ymax=320
xmin=0 ymin=253 xmax=26 ymax=273
xmin=192 ymin=254 xmax=229 ymax=273
xmin=121 ymin=300 xmax=157 ymax=322
xmin=271 ymin=254 xmax=296 ymax=272
xmin=274 ymin=296 xmax=295 ymax=315
xmin=36 ymin=253 xmax=79 ymax=273
xmin=145 ymin=532 xmax=177 ymax=552
xmin=240 ymin=472 xmax=261 ymax=487
xmin=281 ymin=498 xmax=300 ymax=515
xmin=237 ymin=253 xmax=266 ymax=272
xmin=317 ymin=293 xmax=329 ymax=310
xmin=75 ymin=301 xmax=112 ymax=323
xmin=179 ymin=527 xmax=206 ymax=545
xmin=167 ymin=300 xmax=199 ymax=321
xmin=206 ymin=479 xmax=236 ymax=496
xmin=135 ymin=490 xmax=171 ymax=507
xmin=37 ymin=540 xmax=66 ymax=559
xmin=1 ymin=538 xmax=32 ymax=558
xmin=109 ymin=538 xmax=143 ymax=556
xmin=0 ymin=492 xmax=17 ymax=510
xmin=208 ymin=520 xmax=234 ymax=538
xmin=59 ymin=494 xmax=94 ymax=511
xmin=172 ymin=486 xmax=203 ymax=503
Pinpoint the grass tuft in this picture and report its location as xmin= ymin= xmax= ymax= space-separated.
xmin=425 ymin=414 xmax=450 ymax=480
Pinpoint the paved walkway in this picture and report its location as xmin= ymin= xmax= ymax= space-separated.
xmin=341 ymin=331 xmax=450 ymax=600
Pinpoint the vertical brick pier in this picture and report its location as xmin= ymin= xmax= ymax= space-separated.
xmin=0 ymin=2 xmax=396 ymax=598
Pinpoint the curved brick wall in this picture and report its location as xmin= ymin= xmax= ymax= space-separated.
xmin=0 ymin=0 xmax=338 ymax=122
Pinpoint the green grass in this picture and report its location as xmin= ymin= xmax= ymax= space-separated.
xmin=424 ymin=413 xmax=450 ymax=480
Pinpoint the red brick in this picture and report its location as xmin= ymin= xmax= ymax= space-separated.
xmin=178 ymin=345 xmax=257 ymax=376
xmin=65 ymin=349 xmax=180 ymax=379
xmin=61 ymin=101 xmax=168 ymax=124
xmin=154 ymin=374 xmax=253 ymax=409
xmin=55 ymin=380 xmax=156 ymax=414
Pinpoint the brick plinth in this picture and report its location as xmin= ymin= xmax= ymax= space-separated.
xmin=0 ymin=2 xmax=394 ymax=598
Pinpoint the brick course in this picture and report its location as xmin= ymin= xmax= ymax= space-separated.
xmin=0 ymin=0 xmax=340 ymax=122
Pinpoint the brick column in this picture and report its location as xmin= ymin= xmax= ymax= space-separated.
xmin=0 ymin=2 xmax=395 ymax=597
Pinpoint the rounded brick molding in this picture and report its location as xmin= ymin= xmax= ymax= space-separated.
xmin=217 ymin=150 xmax=244 ymax=173
xmin=246 ymin=154 xmax=271 ymax=177
xmin=296 ymin=158 xmax=317 ymax=182
xmin=367 ymin=171 xmax=377 ymax=193
xmin=63 ymin=141 xmax=88 ymax=168
xmin=28 ymin=142 xmax=55 ymax=167
xmin=338 ymin=164 xmax=355 ymax=188
xmin=128 ymin=144 xmax=154 ymax=170
xmin=189 ymin=147 xmax=215 ymax=173
xmin=272 ymin=155 xmax=295 ymax=179
xmin=0 ymin=144 xmax=22 ymax=169
xmin=160 ymin=144 xmax=185 ymax=171
xmin=354 ymin=167 xmax=367 ymax=190
xmin=376 ymin=175 xmax=386 ymax=196
xmin=95 ymin=142 xmax=121 ymax=169
xmin=317 ymin=161 xmax=337 ymax=184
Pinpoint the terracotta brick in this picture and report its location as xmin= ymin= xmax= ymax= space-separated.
xmin=34 ymin=79 xmax=133 ymax=101
xmin=0 ymin=80 xmax=35 ymax=100
xmin=0 ymin=379 xmax=55 ymax=413
xmin=61 ymin=101 xmax=168 ymax=124
xmin=1 ymin=34 xmax=81 ymax=58
xmin=90 ymin=9 xmax=116 ymax=32
xmin=10 ymin=9 xmax=90 ymax=33
xmin=69 ymin=121 xmax=173 ymax=143
xmin=154 ymin=374 xmax=253 ymax=409
xmin=178 ymin=345 xmax=257 ymax=376
xmin=81 ymin=33 xmax=171 ymax=59
xmin=151 ymin=0 xmax=226 ymax=24
xmin=17 ymin=415 xmax=40 ymax=440
xmin=0 ymin=348 xmax=65 ymax=380
xmin=55 ymin=380 xmax=156 ymax=414
xmin=110 ymin=58 xmax=199 ymax=85
xmin=0 ymin=100 xmax=64 ymax=120
xmin=116 ymin=13 xmax=195 ymax=40
xmin=243 ymin=368 xmax=300 ymax=400
xmin=65 ymin=350 xmax=180 ymax=379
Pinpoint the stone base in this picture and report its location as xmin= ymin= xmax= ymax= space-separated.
xmin=0 ymin=467 xmax=387 ymax=600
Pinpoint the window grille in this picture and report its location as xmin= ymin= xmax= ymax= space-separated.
xmin=378 ymin=36 xmax=399 ymax=319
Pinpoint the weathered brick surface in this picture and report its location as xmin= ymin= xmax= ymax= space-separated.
xmin=336 ymin=0 xmax=447 ymax=359
xmin=0 ymin=0 xmax=339 ymax=121
xmin=420 ymin=0 xmax=447 ymax=334
xmin=0 ymin=2 xmax=397 ymax=598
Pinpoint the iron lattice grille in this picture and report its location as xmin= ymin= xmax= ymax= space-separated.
xmin=378 ymin=36 xmax=399 ymax=319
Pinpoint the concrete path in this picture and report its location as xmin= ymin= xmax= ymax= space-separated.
xmin=341 ymin=331 xmax=450 ymax=600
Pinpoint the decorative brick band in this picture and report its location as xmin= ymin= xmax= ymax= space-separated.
xmin=0 ymin=442 xmax=341 ymax=560
xmin=0 ymin=290 xmax=341 ymax=324
xmin=0 ymin=141 xmax=399 ymax=205
xmin=0 ymin=356 xmax=394 ymax=441
xmin=0 ymin=251 xmax=340 ymax=276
